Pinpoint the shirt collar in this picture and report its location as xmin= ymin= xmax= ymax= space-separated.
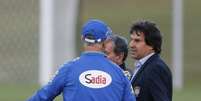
xmin=119 ymin=62 xmax=126 ymax=70
xmin=82 ymin=51 xmax=106 ymax=57
xmin=135 ymin=52 xmax=155 ymax=67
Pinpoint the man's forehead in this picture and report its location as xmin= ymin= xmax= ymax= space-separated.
xmin=131 ymin=32 xmax=143 ymax=38
xmin=132 ymin=31 xmax=144 ymax=36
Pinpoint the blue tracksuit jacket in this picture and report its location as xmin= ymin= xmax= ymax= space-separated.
xmin=27 ymin=51 xmax=136 ymax=101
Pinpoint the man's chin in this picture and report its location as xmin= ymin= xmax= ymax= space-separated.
xmin=131 ymin=55 xmax=141 ymax=60
xmin=130 ymin=55 xmax=136 ymax=59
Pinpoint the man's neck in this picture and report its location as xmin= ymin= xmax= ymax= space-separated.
xmin=84 ymin=44 xmax=103 ymax=52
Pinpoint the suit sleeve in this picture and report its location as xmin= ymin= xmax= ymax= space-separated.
xmin=27 ymin=65 xmax=69 ymax=101
xmin=122 ymin=77 xmax=136 ymax=101
xmin=147 ymin=65 xmax=171 ymax=101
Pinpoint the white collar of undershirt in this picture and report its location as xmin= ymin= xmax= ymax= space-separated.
xmin=135 ymin=52 xmax=155 ymax=66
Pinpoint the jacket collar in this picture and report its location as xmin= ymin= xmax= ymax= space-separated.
xmin=131 ymin=54 xmax=160 ymax=83
xmin=81 ymin=51 xmax=106 ymax=57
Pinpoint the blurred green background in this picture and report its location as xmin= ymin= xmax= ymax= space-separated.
xmin=0 ymin=0 xmax=201 ymax=100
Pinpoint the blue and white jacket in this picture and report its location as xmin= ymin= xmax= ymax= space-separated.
xmin=28 ymin=51 xmax=136 ymax=101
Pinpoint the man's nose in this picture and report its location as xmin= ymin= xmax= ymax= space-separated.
xmin=129 ymin=41 xmax=134 ymax=48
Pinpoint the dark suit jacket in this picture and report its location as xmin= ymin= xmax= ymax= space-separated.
xmin=131 ymin=54 xmax=172 ymax=101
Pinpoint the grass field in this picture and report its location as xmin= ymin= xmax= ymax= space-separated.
xmin=0 ymin=83 xmax=201 ymax=101
xmin=0 ymin=0 xmax=201 ymax=101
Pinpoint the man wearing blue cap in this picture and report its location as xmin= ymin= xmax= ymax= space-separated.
xmin=27 ymin=19 xmax=136 ymax=101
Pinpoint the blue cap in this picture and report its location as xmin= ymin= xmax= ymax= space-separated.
xmin=81 ymin=19 xmax=112 ymax=43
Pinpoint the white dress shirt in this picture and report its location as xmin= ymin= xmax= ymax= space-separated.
xmin=131 ymin=52 xmax=155 ymax=81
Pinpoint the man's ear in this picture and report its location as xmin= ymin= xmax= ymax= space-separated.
xmin=116 ymin=53 xmax=124 ymax=64
xmin=119 ymin=53 xmax=124 ymax=61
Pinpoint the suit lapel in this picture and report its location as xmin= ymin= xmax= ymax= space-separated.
xmin=131 ymin=54 xmax=159 ymax=84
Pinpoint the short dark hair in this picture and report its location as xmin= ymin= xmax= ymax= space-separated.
xmin=130 ymin=20 xmax=162 ymax=54
xmin=110 ymin=35 xmax=128 ymax=61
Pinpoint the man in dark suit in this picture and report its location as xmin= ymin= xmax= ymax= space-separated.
xmin=129 ymin=20 xmax=172 ymax=101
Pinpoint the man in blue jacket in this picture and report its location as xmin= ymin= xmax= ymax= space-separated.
xmin=28 ymin=19 xmax=136 ymax=101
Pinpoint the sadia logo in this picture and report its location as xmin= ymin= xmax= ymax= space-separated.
xmin=79 ymin=70 xmax=112 ymax=88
